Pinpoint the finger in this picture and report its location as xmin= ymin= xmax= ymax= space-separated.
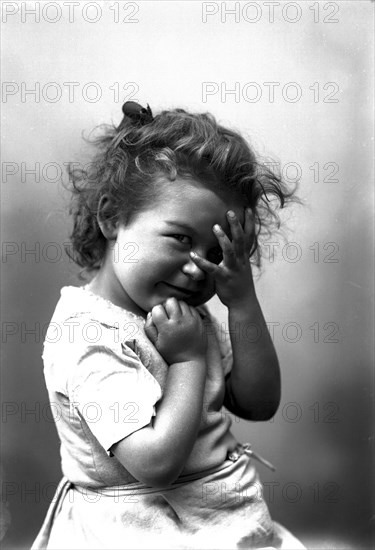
xmin=188 ymin=305 xmax=203 ymax=322
xmin=178 ymin=300 xmax=192 ymax=316
xmin=212 ymin=224 xmax=236 ymax=268
xmin=183 ymin=302 xmax=198 ymax=317
xmin=151 ymin=304 xmax=168 ymax=324
xmin=163 ymin=297 xmax=182 ymax=318
xmin=144 ymin=313 xmax=158 ymax=344
xmin=190 ymin=251 xmax=220 ymax=276
xmin=244 ymin=208 xmax=256 ymax=255
xmin=226 ymin=210 xmax=245 ymax=257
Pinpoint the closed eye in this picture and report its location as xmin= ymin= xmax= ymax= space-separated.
xmin=171 ymin=234 xmax=191 ymax=245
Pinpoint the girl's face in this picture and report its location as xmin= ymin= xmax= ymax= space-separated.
xmin=97 ymin=176 xmax=246 ymax=317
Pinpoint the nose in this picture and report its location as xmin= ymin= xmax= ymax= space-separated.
xmin=181 ymin=257 xmax=205 ymax=282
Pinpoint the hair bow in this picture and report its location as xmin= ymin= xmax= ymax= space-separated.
xmin=121 ymin=101 xmax=154 ymax=126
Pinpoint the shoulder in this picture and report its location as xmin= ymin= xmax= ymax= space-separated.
xmin=42 ymin=286 xmax=148 ymax=387
xmin=44 ymin=285 xmax=145 ymax=342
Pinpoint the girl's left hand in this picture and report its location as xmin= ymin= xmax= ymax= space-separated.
xmin=190 ymin=208 xmax=256 ymax=308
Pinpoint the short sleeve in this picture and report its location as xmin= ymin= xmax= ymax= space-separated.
xmin=68 ymin=341 xmax=162 ymax=456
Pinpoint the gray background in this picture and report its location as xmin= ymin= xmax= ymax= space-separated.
xmin=1 ymin=1 xmax=374 ymax=548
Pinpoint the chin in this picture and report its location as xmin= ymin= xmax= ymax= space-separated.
xmin=186 ymin=294 xmax=211 ymax=308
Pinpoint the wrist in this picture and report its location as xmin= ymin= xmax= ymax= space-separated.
xmin=169 ymin=356 xmax=206 ymax=368
xmin=167 ymin=359 xmax=207 ymax=388
xmin=227 ymin=289 xmax=258 ymax=315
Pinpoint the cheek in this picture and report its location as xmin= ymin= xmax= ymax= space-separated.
xmin=128 ymin=253 xmax=177 ymax=288
xmin=148 ymin=245 xmax=184 ymax=271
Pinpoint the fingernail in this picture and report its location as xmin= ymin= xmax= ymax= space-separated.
xmin=213 ymin=224 xmax=221 ymax=232
xmin=227 ymin=210 xmax=235 ymax=218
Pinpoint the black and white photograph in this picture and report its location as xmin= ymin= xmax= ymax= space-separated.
xmin=1 ymin=1 xmax=373 ymax=549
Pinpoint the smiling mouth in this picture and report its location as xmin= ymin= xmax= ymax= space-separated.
xmin=162 ymin=282 xmax=195 ymax=297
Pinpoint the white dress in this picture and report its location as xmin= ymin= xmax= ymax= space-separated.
xmin=31 ymin=286 xmax=306 ymax=549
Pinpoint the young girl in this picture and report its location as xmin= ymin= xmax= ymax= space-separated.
xmin=32 ymin=101 xmax=306 ymax=549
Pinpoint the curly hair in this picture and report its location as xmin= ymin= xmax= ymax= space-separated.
xmin=66 ymin=106 xmax=299 ymax=272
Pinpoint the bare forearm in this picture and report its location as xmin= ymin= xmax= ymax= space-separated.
xmin=113 ymin=358 xmax=207 ymax=486
xmin=226 ymin=292 xmax=281 ymax=419
xmin=150 ymin=359 xmax=206 ymax=467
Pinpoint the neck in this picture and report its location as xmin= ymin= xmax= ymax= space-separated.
xmin=87 ymin=260 xmax=147 ymax=319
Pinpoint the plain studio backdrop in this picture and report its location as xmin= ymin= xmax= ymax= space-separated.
xmin=1 ymin=1 xmax=373 ymax=548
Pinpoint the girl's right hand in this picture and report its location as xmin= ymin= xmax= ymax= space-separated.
xmin=144 ymin=298 xmax=207 ymax=364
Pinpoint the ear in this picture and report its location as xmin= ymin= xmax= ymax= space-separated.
xmin=97 ymin=195 xmax=119 ymax=240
